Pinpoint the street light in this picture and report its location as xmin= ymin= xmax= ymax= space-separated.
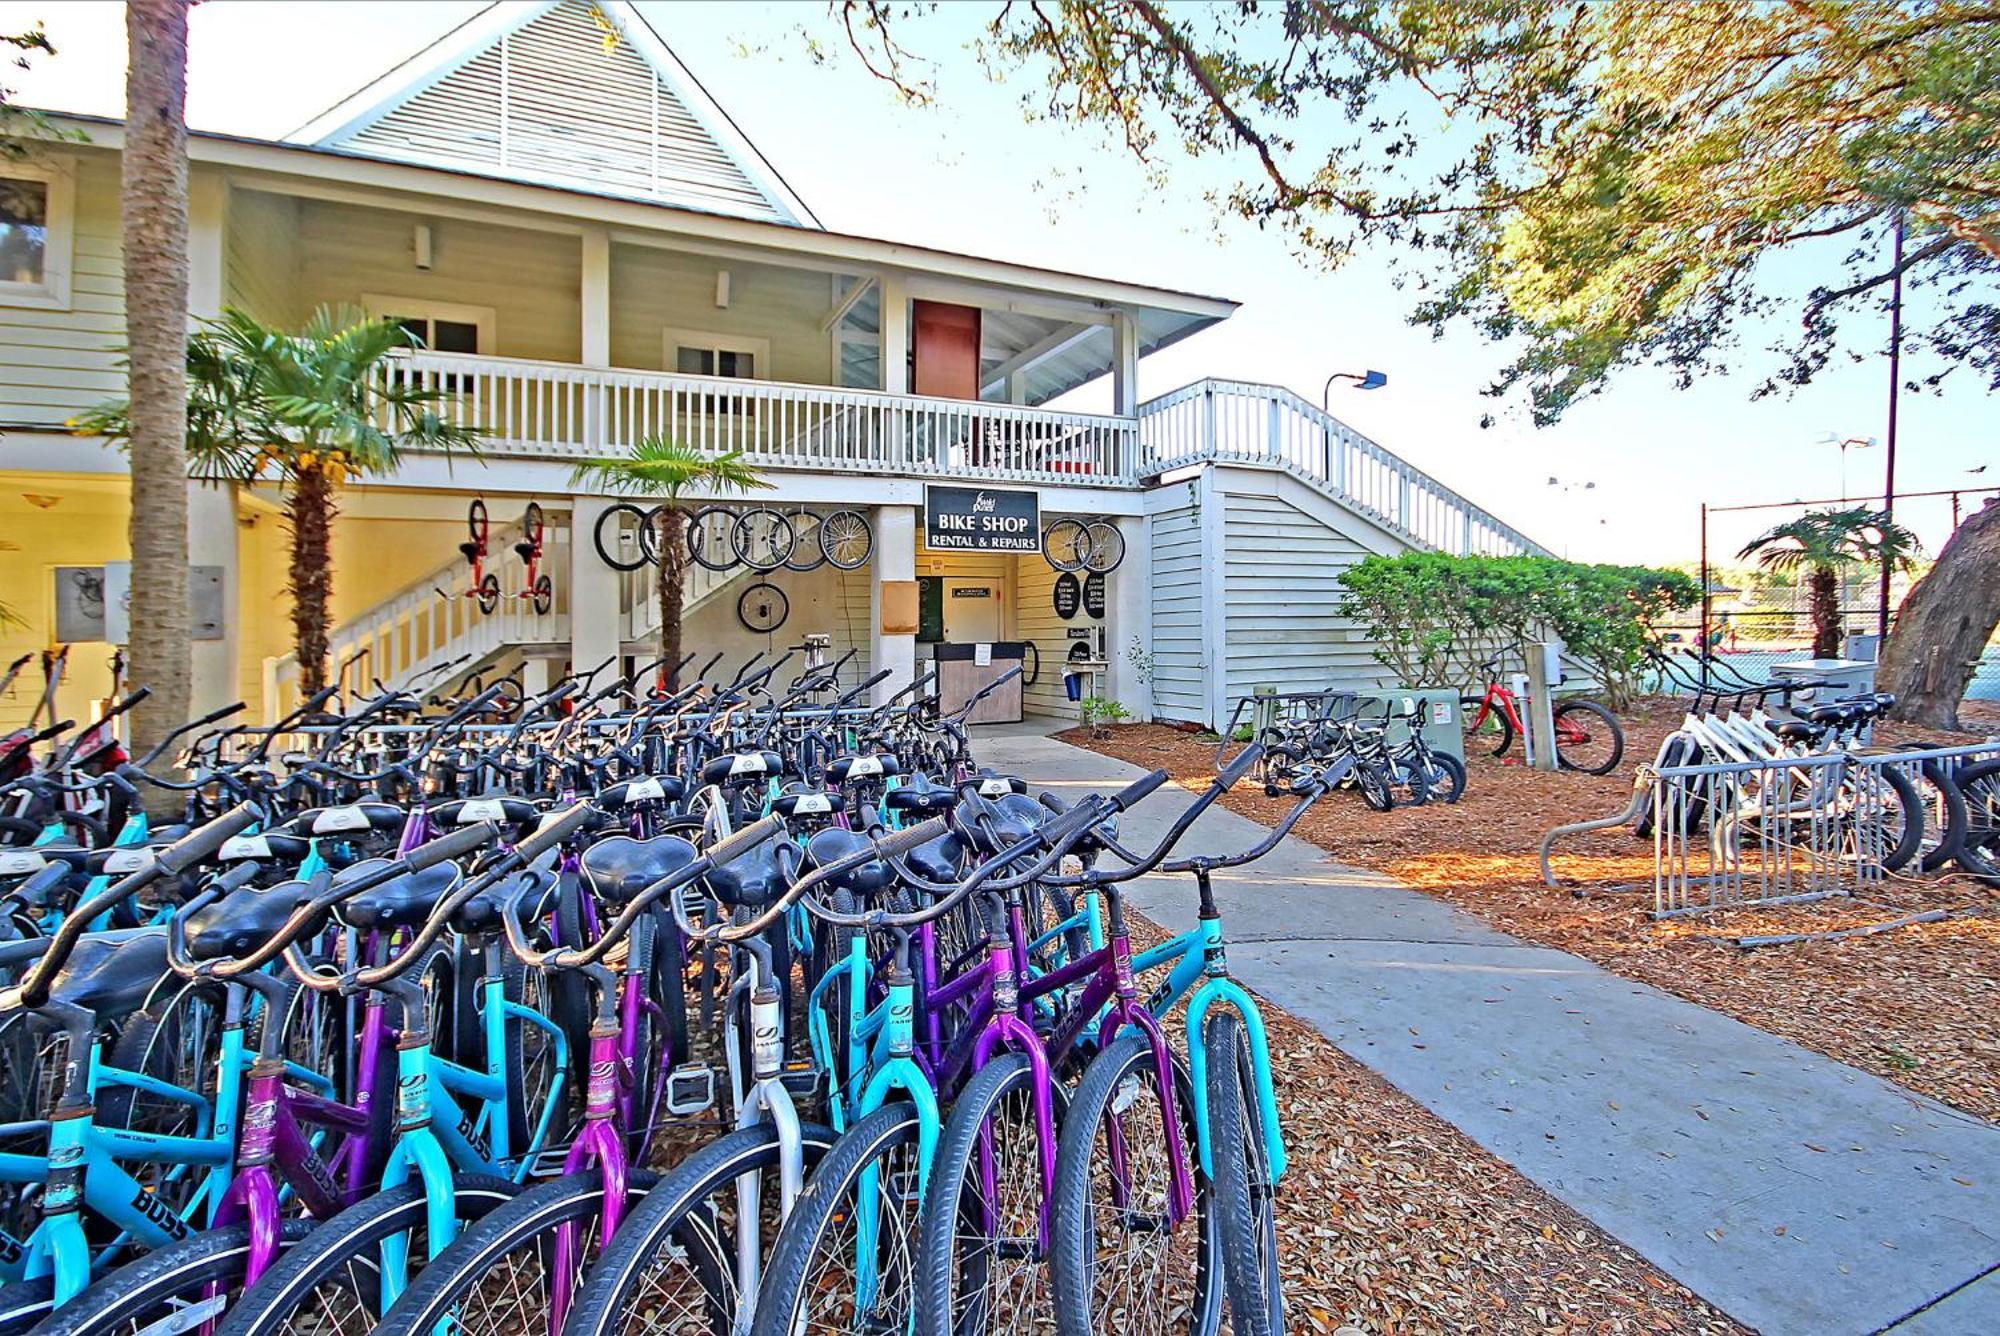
xmin=1322 ymin=369 xmax=1387 ymax=413
xmin=1816 ymin=432 xmax=1876 ymax=501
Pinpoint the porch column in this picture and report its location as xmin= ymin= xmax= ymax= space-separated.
xmin=518 ymin=656 xmax=555 ymax=699
xmin=1104 ymin=513 xmax=1153 ymax=720
xmin=869 ymin=504 xmax=918 ymax=705
xmin=1110 ymin=310 xmax=1140 ymax=415
xmin=187 ymin=173 xmax=239 ymax=716
xmin=581 ymin=226 xmax=611 ymax=366
xmin=570 ymin=496 xmax=620 ymax=683
xmin=879 ymin=274 xmax=909 ymax=393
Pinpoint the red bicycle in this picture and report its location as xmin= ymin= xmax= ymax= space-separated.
xmin=450 ymin=499 xmax=552 ymax=615
xmin=458 ymin=497 xmax=501 ymax=614
xmin=514 ymin=501 xmax=553 ymax=615
xmin=1460 ymin=659 xmax=1624 ymax=775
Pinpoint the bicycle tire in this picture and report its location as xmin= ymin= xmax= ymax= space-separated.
xmin=211 ymin=1174 xmax=517 ymax=1336
xmin=1042 ymin=519 xmax=1089 ymax=573
xmin=686 ymin=506 xmax=737 ymax=573
xmin=1916 ymin=757 xmax=1968 ymax=874
xmin=1860 ymin=762 xmax=1925 ymax=874
xmin=1081 ymin=520 xmax=1124 ymax=574
xmin=532 ymin=573 xmax=553 ymax=616
xmin=24 ymin=1219 xmax=316 ymax=1336
xmin=1356 ymin=760 xmax=1396 ymax=812
xmin=0 ymin=1280 xmax=52 ymax=1336
xmin=1949 ymin=759 xmax=2000 ymax=886
xmin=748 ymin=1102 xmax=927 ymax=1336
xmin=1554 ymin=700 xmax=1625 ymax=775
xmin=590 ymin=503 xmax=651 ymax=572
xmin=374 ymin=1167 xmax=659 ymax=1335
xmin=819 ymin=509 xmax=873 ymax=570
xmin=467 ymin=498 xmax=489 ymax=547
xmin=1048 ymin=1035 xmax=1220 ymax=1336
xmin=1465 ymin=696 xmax=1513 ymax=758
xmin=522 ymin=500 xmax=545 ymax=551
xmin=783 ymin=509 xmax=827 ymax=572
xmin=476 ymin=572 xmax=501 ymax=616
xmin=1425 ymin=752 xmax=1468 ymax=805
xmin=916 ymin=1052 xmax=1061 ymax=1335
xmin=731 ymin=508 xmax=796 ymax=573
xmin=1204 ymin=1011 xmax=1281 ymax=1336
xmin=562 ymin=1119 xmax=838 ymax=1336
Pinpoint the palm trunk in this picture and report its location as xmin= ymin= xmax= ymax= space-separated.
xmin=1810 ymin=566 xmax=1841 ymax=659
xmin=121 ymin=0 xmax=192 ymax=776
xmin=656 ymin=506 xmax=686 ymax=691
xmin=287 ymin=465 xmax=336 ymax=695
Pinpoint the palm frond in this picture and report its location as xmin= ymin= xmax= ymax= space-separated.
xmin=569 ymin=437 xmax=771 ymax=502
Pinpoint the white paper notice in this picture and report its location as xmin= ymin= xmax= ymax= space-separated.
xmin=974 ymin=643 xmax=993 ymax=666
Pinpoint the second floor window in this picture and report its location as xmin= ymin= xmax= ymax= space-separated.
xmin=0 ymin=162 xmax=73 ymax=310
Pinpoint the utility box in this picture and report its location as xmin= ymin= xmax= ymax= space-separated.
xmin=1356 ymin=688 xmax=1465 ymax=763
xmin=1772 ymin=657 xmax=1880 ymax=740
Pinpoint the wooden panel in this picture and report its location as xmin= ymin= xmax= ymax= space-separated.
xmin=912 ymin=300 xmax=980 ymax=401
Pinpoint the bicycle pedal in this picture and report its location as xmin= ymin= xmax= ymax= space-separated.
xmin=778 ymin=1063 xmax=821 ymax=1101
xmin=529 ymin=1146 xmax=574 ymax=1179
xmin=664 ymin=1064 xmax=716 ymax=1117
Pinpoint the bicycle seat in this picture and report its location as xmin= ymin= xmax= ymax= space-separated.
xmin=702 ymin=837 xmax=798 ymax=908
xmin=771 ymin=790 xmax=838 ymax=820
xmin=452 ymin=867 xmax=558 ymax=936
xmin=431 ymin=796 xmax=542 ymax=840
xmin=336 ymin=859 xmax=464 ymax=932
xmin=458 ymin=540 xmax=481 ymax=561
xmin=904 ymin=829 xmax=965 ymax=885
xmin=884 ymin=775 xmax=957 ymax=815
xmin=579 ymin=834 xmax=699 ymax=907
xmin=214 ymin=832 xmax=313 ymax=865
xmin=597 ymin=775 xmax=687 ymax=809
xmin=1768 ymin=719 xmax=1825 ymax=744
xmin=965 ymin=770 xmax=1027 ymax=798
xmin=49 ymin=928 xmax=169 ymax=1017
xmin=698 ymin=751 xmax=783 ymax=787
xmin=826 ymin=753 xmax=899 ymax=786
xmin=85 ymin=844 xmax=173 ymax=879
xmin=803 ymin=827 xmax=895 ymax=897
xmin=285 ymin=803 xmax=408 ymax=838
xmin=183 ymin=877 xmax=323 ymax=962
xmin=511 ymin=540 xmax=538 ymax=562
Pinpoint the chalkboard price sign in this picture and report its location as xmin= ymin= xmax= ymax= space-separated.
xmin=1083 ymin=571 xmax=1106 ymax=619
xmin=1052 ymin=572 xmax=1081 ymax=620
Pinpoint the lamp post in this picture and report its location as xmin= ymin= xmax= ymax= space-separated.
xmin=1878 ymin=212 xmax=1904 ymax=641
xmin=1321 ymin=370 xmax=1387 ymax=486
xmin=1818 ymin=433 xmax=1876 ymax=501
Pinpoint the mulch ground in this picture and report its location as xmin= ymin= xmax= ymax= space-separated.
xmin=1120 ymin=915 xmax=1741 ymax=1334
xmin=1063 ymin=698 xmax=2000 ymax=1125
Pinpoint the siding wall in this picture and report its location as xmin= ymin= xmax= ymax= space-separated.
xmin=609 ymin=246 xmax=834 ymax=384
xmin=224 ymin=190 xmax=301 ymax=325
xmin=675 ymin=561 xmax=873 ymax=687
xmin=1147 ymin=496 xmax=1207 ymax=723
xmin=291 ymin=199 xmax=582 ymax=362
xmin=1013 ymin=552 xmax=1104 ymax=719
xmin=0 ymin=153 xmax=123 ymax=428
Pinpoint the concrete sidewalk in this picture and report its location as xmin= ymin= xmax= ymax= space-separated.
xmin=983 ymin=728 xmax=2000 ymax=1336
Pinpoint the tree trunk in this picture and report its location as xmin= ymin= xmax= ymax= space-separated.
xmin=1879 ymin=497 xmax=2000 ymax=730
xmin=121 ymin=0 xmax=191 ymax=774
xmin=1809 ymin=566 xmax=1841 ymax=659
xmin=287 ymin=465 xmax=336 ymax=695
xmin=656 ymin=506 xmax=686 ymax=692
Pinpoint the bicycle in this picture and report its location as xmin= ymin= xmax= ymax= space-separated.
xmin=1461 ymin=660 xmax=1625 ymax=775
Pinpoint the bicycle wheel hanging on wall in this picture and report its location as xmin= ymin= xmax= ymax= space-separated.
xmin=1043 ymin=518 xmax=1090 ymax=572
xmin=591 ymin=502 xmax=652 ymax=572
xmin=1081 ymin=520 xmax=1125 ymax=573
xmin=467 ymin=497 xmax=489 ymax=547
xmin=1021 ymin=639 xmax=1040 ymax=686
xmin=732 ymin=508 xmax=796 ymax=572
xmin=737 ymin=582 xmax=789 ymax=633
xmin=475 ymin=571 xmax=501 ymax=616
xmin=530 ymin=573 xmax=553 ymax=615
xmin=819 ymin=509 xmax=872 ymax=570
xmin=686 ymin=506 xmax=739 ymax=572
xmin=783 ymin=508 xmax=827 ymax=572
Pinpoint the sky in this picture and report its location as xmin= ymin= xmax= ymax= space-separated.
xmin=1 ymin=0 xmax=1992 ymax=565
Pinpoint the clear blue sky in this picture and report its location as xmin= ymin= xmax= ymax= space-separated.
xmin=4 ymin=0 xmax=1992 ymax=564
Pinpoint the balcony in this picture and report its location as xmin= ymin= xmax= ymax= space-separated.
xmin=376 ymin=351 xmax=1142 ymax=487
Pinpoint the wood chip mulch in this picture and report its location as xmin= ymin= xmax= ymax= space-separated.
xmin=1063 ymin=698 xmax=2000 ymax=1125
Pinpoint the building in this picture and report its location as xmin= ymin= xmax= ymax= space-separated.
xmin=0 ymin=0 xmax=1537 ymax=733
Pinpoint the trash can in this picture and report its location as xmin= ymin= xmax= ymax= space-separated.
xmin=1064 ymin=672 xmax=1083 ymax=702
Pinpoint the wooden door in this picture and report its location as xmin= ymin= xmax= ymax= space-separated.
xmin=912 ymin=300 xmax=981 ymax=401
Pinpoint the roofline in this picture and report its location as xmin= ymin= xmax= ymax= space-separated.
xmin=39 ymin=112 xmax=1240 ymax=320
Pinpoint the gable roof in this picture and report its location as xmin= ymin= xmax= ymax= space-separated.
xmin=286 ymin=0 xmax=816 ymax=227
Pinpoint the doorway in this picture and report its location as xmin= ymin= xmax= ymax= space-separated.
xmin=942 ymin=579 xmax=1003 ymax=643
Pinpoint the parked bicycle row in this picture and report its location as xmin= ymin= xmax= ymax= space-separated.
xmin=1229 ymin=688 xmax=1467 ymax=810
xmin=0 ymin=650 xmax=1335 ymax=1335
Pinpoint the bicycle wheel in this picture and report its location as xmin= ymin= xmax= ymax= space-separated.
xmin=1951 ymin=759 xmax=2000 ymax=886
xmin=1463 ymin=696 xmax=1513 ymax=758
xmin=1203 ymin=1011 xmax=1281 ymax=1336
xmin=819 ymin=509 xmax=873 ymax=571
xmin=686 ymin=507 xmax=736 ymax=572
xmin=476 ymin=572 xmax=501 ymax=616
xmin=24 ymin=1219 xmax=315 ymax=1336
xmin=1841 ymin=763 xmax=1925 ymax=873
xmin=1553 ymin=700 xmax=1624 ymax=775
xmin=1420 ymin=752 xmax=1467 ymax=804
xmin=732 ymin=508 xmax=796 ymax=573
xmin=592 ymin=503 xmax=652 ymax=573
xmin=1042 ymin=520 xmax=1089 ymax=573
xmin=749 ymin=1103 xmax=928 ymax=1335
xmin=467 ymin=498 xmax=489 ymax=547
xmin=373 ymin=1167 xmax=658 ymax=1335
xmin=784 ymin=509 xmax=827 ymax=572
xmin=564 ymin=1120 xmax=838 ymax=1336
xmin=1049 ymin=1035 xmax=1220 ymax=1336
xmin=212 ymin=1175 xmax=517 ymax=1336
xmin=1081 ymin=520 xmax=1124 ymax=574
xmin=916 ymin=1052 xmax=1060 ymax=1335
xmin=532 ymin=573 xmax=554 ymax=616
xmin=1355 ymin=760 xmax=1396 ymax=812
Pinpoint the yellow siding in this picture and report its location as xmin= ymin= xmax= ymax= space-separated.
xmin=290 ymin=199 xmax=582 ymax=362
xmin=224 ymin=190 xmax=301 ymax=325
xmin=609 ymin=246 xmax=834 ymax=383
xmin=0 ymin=151 xmax=124 ymax=428
xmin=1015 ymin=554 xmax=1104 ymax=719
xmin=0 ymin=474 xmax=131 ymax=732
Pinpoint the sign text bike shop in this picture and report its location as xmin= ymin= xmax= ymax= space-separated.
xmin=924 ymin=485 xmax=1041 ymax=553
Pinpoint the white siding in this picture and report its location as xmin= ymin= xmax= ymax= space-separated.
xmin=0 ymin=153 xmax=123 ymax=427
xmin=224 ymin=190 xmax=301 ymax=326
xmin=338 ymin=1 xmax=789 ymax=223
xmin=1148 ymin=498 xmax=1207 ymax=723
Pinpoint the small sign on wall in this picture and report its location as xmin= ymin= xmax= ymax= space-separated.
xmin=1083 ymin=571 xmax=1106 ymax=619
xmin=1052 ymin=572 xmax=1081 ymax=620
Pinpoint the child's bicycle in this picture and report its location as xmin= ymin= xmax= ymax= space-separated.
xmin=1461 ymin=658 xmax=1624 ymax=775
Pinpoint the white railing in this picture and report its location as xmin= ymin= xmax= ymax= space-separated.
xmin=377 ymin=352 xmax=1141 ymax=487
xmin=1138 ymin=379 xmax=1545 ymax=557
xmin=619 ymin=557 xmax=747 ymax=644
xmin=262 ymin=517 xmax=570 ymax=718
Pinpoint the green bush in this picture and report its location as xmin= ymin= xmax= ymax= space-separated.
xmin=1338 ymin=554 xmax=1698 ymax=707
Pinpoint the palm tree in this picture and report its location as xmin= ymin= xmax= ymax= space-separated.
xmin=120 ymin=0 xmax=192 ymax=769
xmin=1737 ymin=506 xmax=1919 ymax=658
xmin=570 ymin=439 xmax=768 ymax=689
xmin=76 ymin=305 xmax=482 ymax=696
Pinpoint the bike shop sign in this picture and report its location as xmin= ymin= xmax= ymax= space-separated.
xmin=924 ymin=485 xmax=1040 ymax=553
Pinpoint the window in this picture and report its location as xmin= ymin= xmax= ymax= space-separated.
xmin=665 ymin=329 xmax=768 ymax=381
xmin=361 ymin=295 xmax=495 ymax=357
xmin=0 ymin=162 xmax=74 ymax=310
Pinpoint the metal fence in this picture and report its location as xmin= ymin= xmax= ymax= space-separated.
xmin=1649 ymin=741 xmax=1999 ymax=916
